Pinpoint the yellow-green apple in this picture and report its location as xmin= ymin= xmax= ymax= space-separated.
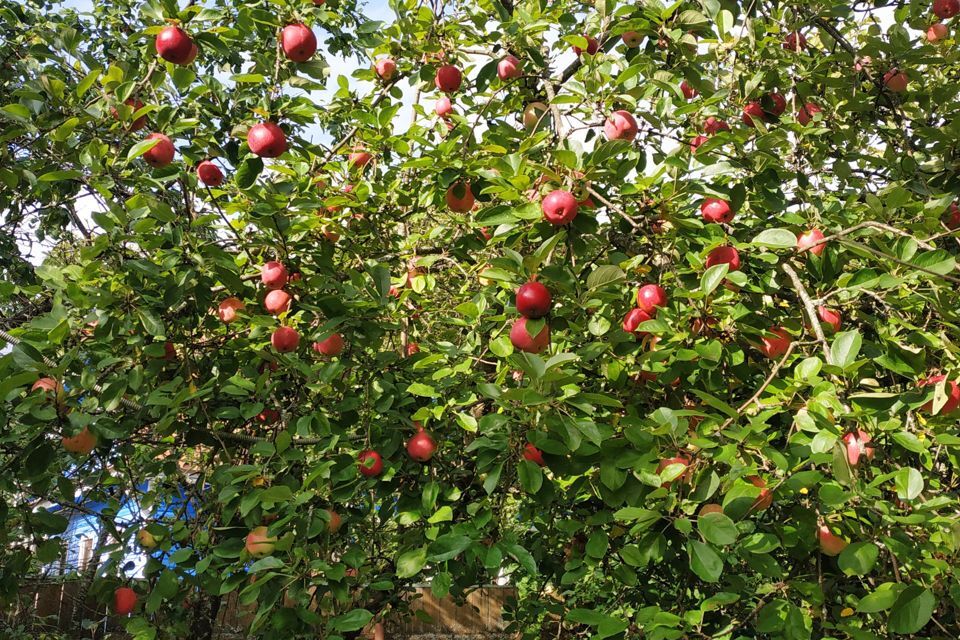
xmin=817 ymin=525 xmax=848 ymax=556
xmin=523 ymin=101 xmax=549 ymax=132
xmin=245 ymin=526 xmax=277 ymax=557
xmin=137 ymin=528 xmax=157 ymax=549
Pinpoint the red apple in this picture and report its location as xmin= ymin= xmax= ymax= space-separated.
xmin=767 ymin=92 xmax=786 ymax=117
xmin=112 ymin=98 xmax=146 ymax=131
xmin=622 ymin=308 xmax=653 ymax=336
xmin=690 ymin=134 xmax=708 ymax=153
xmin=604 ymin=110 xmax=638 ymax=141
xmin=621 ymin=31 xmax=641 ymax=47
xmin=271 ymin=326 xmax=300 ymax=353
xmin=783 ymin=31 xmax=807 ymax=51
xmin=883 ymin=68 xmax=909 ymax=93
xmin=656 ymin=455 xmax=691 ymax=487
xmin=748 ymin=476 xmax=773 ymax=511
xmin=261 ymin=261 xmax=288 ymax=290
xmin=497 ymin=54 xmax=522 ymax=80
xmin=156 ymin=26 xmax=193 ymax=65
xmin=218 ymin=297 xmax=244 ymax=323
xmin=522 ymin=442 xmax=545 ymax=466
xmin=62 ymin=427 xmax=96 ymax=455
xmin=574 ymin=34 xmax=599 ymax=56
xmin=256 ymin=408 xmax=280 ymax=425
xmin=375 ymin=58 xmax=397 ymax=81
xmin=114 ymin=587 xmax=137 ymax=615
xmin=817 ymin=306 xmax=841 ymax=333
xmin=515 ymin=281 xmax=552 ymax=319
xmin=945 ymin=202 xmax=960 ymax=228
xmin=818 ymin=525 xmax=848 ymax=556
xmin=407 ymin=425 xmax=437 ymax=462
xmin=928 ymin=22 xmax=949 ymax=42
xmin=435 ymin=65 xmax=462 ymax=93
xmin=163 ymin=341 xmax=177 ymax=361
xmin=934 ymin=0 xmax=960 ymax=19
xmin=636 ymin=284 xmax=667 ymax=314
xmin=797 ymin=102 xmax=822 ymax=126
xmin=541 ymin=190 xmax=578 ymax=225
xmin=143 ymin=133 xmax=174 ymax=168
xmin=843 ymin=429 xmax=875 ymax=466
xmin=182 ymin=42 xmax=198 ymax=64
xmin=742 ymin=101 xmax=765 ymax=127
xmin=348 ymin=150 xmax=371 ymax=168
xmin=699 ymin=503 xmax=723 ymax=516
xmin=358 ymin=449 xmax=384 ymax=477
xmin=680 ymin=80 xmax=698 ymax=100
xmin=326 ymin=508 xmax=342 ymax=533
xmin=197 ymin=160 xmax=224 ymax=186
xmin=446 ymin=182 xmax=474 ymax=212
xmin=281 ymin=24 xmax=317 ymax=62
xmin=405 ymin=342 xmax=420 ymax=356
xmin=919 ymin=374 xmax=960 ymax=414
xmin=758 ymin=327 xmax=791 ymax=359
xmin=247 ymin=122 xmax=287 ymax=158
xmin=245 ymin=526 xmax=276 ymax=557
xmin=312 ymin=333 xmax=345 ymax=356
xmin=797 ymin=229 xmax=826 ymax=256
xmin=32 ymin=377 xmax=60 ymax=394
xmin=703 ymin=117 xmax=730 ymax=135
xmin=509 ymin=317 xmax=550 ymax=354
xmin=705 ymin=245 xmax=741 ymax=271
xmin=435 ymin=96 xmax=454 ymax=117
xmin=263 ymin=289 xmax=291 ymax=315
xmin=700 ymin=198 xmax=734 ymax=224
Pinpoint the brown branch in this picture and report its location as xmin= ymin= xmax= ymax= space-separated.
xmin=781 ymin=262 xmax=832 ymax=365
xmin=585 ymin=187 xmax=640 ymax=229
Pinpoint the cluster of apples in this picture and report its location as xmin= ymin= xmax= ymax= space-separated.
xmin=622 ymin=283 xmax=667 ymax=338
xmin=509 ymin=279 xmax=552 ymax=354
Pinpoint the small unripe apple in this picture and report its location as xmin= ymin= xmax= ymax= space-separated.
xmin=703 ymin=116 xmax=730 ymax=135
xmin=143 ymin=133 xmax=174 ymax=168
xmin=622 ymin=308 xmax=653 ymax=336
xmin=621 ymin=31 xmax=642 ymax=47
xmin=705 ymin=245 xmax=741 ymax=271
xmin=406 ymin=425 xmax=437 ymax=462
xmin=636 ymin=284 xmax=667 ymax=314
xmin=261 ymin=261 xmax=288 ymax=290
xmin=522 ymin=442 xmax=545 ymax=466
xmin=541 ymin=190 xmax=578 ymax=225
xmin=883 ymin=68 xmax=909 ymax=93
xmin=817 ymin=525 xmax=848 ymax=556
xmin=280 ymin=24 xmax=317 ymax=62
xmin=928 ymin=22 xmax=949 ymax=43
xmin=783 ymin=31 xmax=807 ymax=51
xmin=435 ymin=96 xmax=454 ymax=117
xmin=435 ymin=65 xmax=462 ymax=93
xmin=817 ymin=306 xmax=841 ymax=333
xmin=271 ymin=326 xmax=300 ymax=353
xmin=62 ymin=427 xmax=97 ymax=455
xmin=934 ymin=0 xmax=960 ymax=19
xmin=742 ymin=101 xmax=765 ymax=127
xmin=748 ymin=476 xmax=773 ymax=511
xmin=114 ymin=587 xmax=138 ymax=615
xmin=196 ymin=160 xmax=224 ymax=186
xmin=842 ymin=429 xmax=875 ymax=466
xmin=247 ymin=122 xmax=288 ymax=158
xmin=156 ymin=26 xmax=194 ymax=65
xmin=604 ymin=110 xmax=638 ymax=141
xmin=700 ymin=198 xmax=734 ymax=224
xmin=446 ymin=182 xmax=474 ymax=212
xmin=509 ymin=318 xmax=550 ymax=354
xmin=680 ymin=80 xmax=698 ymax=100
xmin=263 ymin=289 xmax=291 ymax=315
xmin=358 ymin=449 xmax=384 ymax=477
xmin=523 ymin=102 xmax=549 ymax=132
xmin=758 ymin=327 xmax=791 ymax=359
xmin=573 ymin=34 xmax=599 ymax=56
xmin=515 ymin=281 xmax=552 ymax=319
xmin=245 ymin=526 xmax=277 ymax=557
xmin=497 ymin=55 xmax=522 ymax=80
xmin=796 ymin=229 xmax=826 ymax=256
xmin=312 ymin=333 xmax=344 ymax=356
xmin=326 ymin=509 xmax=342 ymax=533
xmin=375 ymin=58 xmax=397 ymax=81
xmin=797 ymin=102 xmax=822 ymax=126
xmin=137 ymin=528 xmax=157 ymax=550
xmin=919 ymin=374 xmax=960 ymax=414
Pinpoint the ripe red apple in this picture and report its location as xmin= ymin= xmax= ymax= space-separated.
xmin=842 ymin=429 xmax=875 ymax=466
xmin=783 ymin=31 xmax=807 ymax=51
xmin=656 ymin=455 xmax=691 ymax=487
xmin=703 ymin=117 xmax=730 ymax=135
xmin=700 ymin=198 xmax=734 ymax=224
xmin=748 ymin=476 xmax=773 ymax=511
xmin=817 ymin=525 xmax=848 ymax=556
xmin=405 ymin=342 xmax=420 ymax=356
xmin=183 ymin=42 xmax=198 ymax=64
xmin=796 ymin=229 xmax=826 ymax=256
xmin=163 ymin=341 xmax=177 ymax=361
xmin=247 ymin=122 xmax=287 ymax=158
xmin=435 ymin=96 xmax=454 ymax=117
xmin=758 ymin=327 xmax=791 ymax=359
xmin=375 ymin=58 xmax=397 ymax=81
xmin=497 ymin=54 xmax=522 ymax=80
xmin=767 ymin=92 xmax=787 ymax=117
xmin=326 ymin=509 xmax=342 ymax=533
xmin=522 ymin=442 xmax=545 ymax=466
xmin=621 ymin=31 xmax=642 ymax=47
xmin=797 ymin=102 xmax=822 ymax=126
xmin=574 ymin=34 xmax=599 ymax=56
xmin=516 ymin=281 xmax=552 ymax=319
xmin=348 ymin=150 xmax=371 ymax=168
xmin=196 ymin=160 xmax=224 ymax=186
xmin=934 ymin=0 xmax=960 ymax=19
xmin=407 ymin=425 xmax=437 ymax=462
xmin=742 ymin=101 xmax=765 ymax=127
xmin=271 ymin=326 xmax=300 ymax=353
xmin=143 ymin=133 xmax=174 ymax=168
xmin=261 ymin=261 xmax=288 ymax=290
xmin=32 ymin=377 xmax=60 ymax=394
xmin=446 ymin=182 xmax=474 ymax=212
xmin=313 ymin=333 xmax=344 ymax=356
xmin=622 ymin=308 xmax=652 ymax=336
xmin=114 ymin=587 xmax=137 ymax=615
xmin=256 ymin=408 xmax=280 ymax=425
xmin=509 ymin=317 xmax=550 ymax=354
xmin=62 ymin=427 xmax=96 ymax=455
xmin=435 ymin=65 xmax=462 ymax=93
xmin=604 ymin=110 xmax=638 ymax=141
xmin=928 ymin=22 xmax=949 ymax=43
xmin=541 ymin=190 xmax=578 ymax=225
xmin=358 ymin=449 xmax=384 ymax=477
xmin=263 ymin=289 xmax=291 ymax=315
xmin=699 ymin=503 xmax=723 ymax=516
xmin=245 ymin=526 xmax=276 ymax=557
xmin=218 ymin=297 xmax=244 ymax=323
xmin=817 ymin=306 xmax=841 ymax=333
xmin=883 ymin=68 xmax=909 ymax=93
xmin=156 ymin=26 xmax=193 ymax=65
xmin=945 ymin=202 xmax=960 ymax=228
xmin=705 ymin=245 xmax=741 ymax=271
xmin=281 ymin=24 xmax=317 ymax=62
xmin=919 ymin=374 xmax=960 ymax=414
xmin=112 ymin=98 xmax=146 ymax=131
xmin=636 ymin=284 xmax=667 ymax=314
xmin=680 ymin=80 xmax=698 ymax=100
xmin=690 ymin=134 xmax=708 ymax=153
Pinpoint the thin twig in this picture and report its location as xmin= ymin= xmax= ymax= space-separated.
xmin=781 ymin=263 xmax=832 ymax=364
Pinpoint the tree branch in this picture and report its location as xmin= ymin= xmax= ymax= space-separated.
xmin=781 ymin=262 xmax=832 ymax=364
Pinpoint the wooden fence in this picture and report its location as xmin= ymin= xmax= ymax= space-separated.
xmin=6 ymin=580 xmax=517 ymax=638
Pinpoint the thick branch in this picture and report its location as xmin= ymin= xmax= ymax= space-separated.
xmin=781 ymin=262 xmax=832 ymax=364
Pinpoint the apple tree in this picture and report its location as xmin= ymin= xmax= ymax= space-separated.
xmin=3 ymin=0 xmax=960 ymax=638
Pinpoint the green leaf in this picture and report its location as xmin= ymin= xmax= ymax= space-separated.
xmin=586 ymin=265 xmax=626 ymax=290
xmin=396 ymin=546 xmax=427 ymax=578
xmin=838 ymin=542 xmax=879 ymax=576
xmin=751 ymin=228 xmax=797 ymax=249
xmin=697 ymin=512 xmax=738 ymax=546
xmin=830 ymin=330 xmax=862 ymax=370
xmin=330 ymin=608 xmax=373 ymax=632
xmin=517 ymin=459 xmax=543 ymax=493
xmin=126 ymin=137 xmax=160 ymax=162
xmin=888 ymin=585 xmax=936 ymax=635
xmin=857 ymin=582 xmax=904 ymax=613
xmin=894 ymin=467 xmax=923 ymax=501
xmin=701 ymin=263 xmax=729 ymax=295
xmin=428 ymin=534 xmax=472 ymax=562
xmin=687 ymin=540 xmax=723 ymax=582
